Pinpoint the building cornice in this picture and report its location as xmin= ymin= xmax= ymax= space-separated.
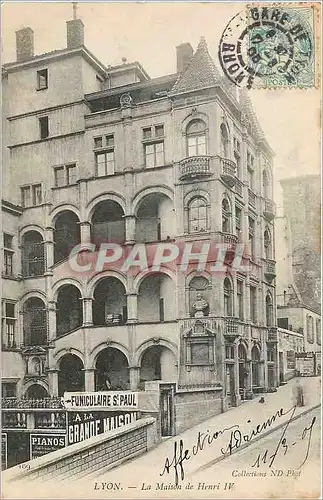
xmin=7 ymin=100 xmax=86 ymax=121
xmin=8 ymin=130 xmax=85 ymax=149
xmin=2 ymin=199 xmax=23 ymax=216
xmin=2 ymin=46 xmax=107 ymax=76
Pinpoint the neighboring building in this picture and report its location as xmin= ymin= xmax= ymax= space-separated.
xmin=2 ymin=16 xmax=277 ymax=460
xmin=275 ymin=210 xmax=321 ymax=356
xmin=279 ymin=175 xmax=321 ymax=313
xmin=277 ymin=328 xmax=304 ymax=383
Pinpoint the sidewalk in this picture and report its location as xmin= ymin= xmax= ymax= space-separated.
xmin=88 ymin=376 xmax=321 ymax=486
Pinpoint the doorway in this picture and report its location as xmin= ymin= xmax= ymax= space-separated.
xmin=7 ymin=432 xmax=30 ymax=468
xmin=225 ymin=364 xmax=236 ymax=408
xmin=160 ymin=384 xmax=175 ymax=437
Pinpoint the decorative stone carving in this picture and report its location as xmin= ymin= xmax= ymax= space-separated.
xmin=120 ymin=92 xmax=133 ymax=109
xmin=192 ymin=293 xmax=209 ymax=317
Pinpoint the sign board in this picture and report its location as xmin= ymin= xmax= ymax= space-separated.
xmin=295 ymin=352 xmax=315 ymax=377
xmin=63 ymin=391 xmax=138 ymax=411
xmin=1 ymin=433 xmax=7 ymax=470
xmin=30 ymin=434 xmax=66 ymax=460
xmin=67 ymin=411 xmax=138 ymax=445
xmin=286 ymin=350 xmax=296 ymax=369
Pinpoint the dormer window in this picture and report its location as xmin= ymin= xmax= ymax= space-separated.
xmin=37 ymin=69 xmax=48 ymax=90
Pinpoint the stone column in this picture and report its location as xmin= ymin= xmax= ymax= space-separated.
xmin=129 ymin=367 xmax=140 ymax=390
xmin=124 ymin=215 xmax=137 ymax=245
xmin=48 ymin=369 xmax=59 ymax=396
xmin=126 ymin=293 xmax=138 ymax=323
xmin=82 ymin=297 xmax=93 ymax=327
xmin=83 ymin=368 xmax=96 ymax=392
xmin=79 ymin=221 xmax=92 ymax=244
xmin=44 ymin=226 xmax=55 ymax=270
xmin=47 ymin=301 xmax=57 ymax=342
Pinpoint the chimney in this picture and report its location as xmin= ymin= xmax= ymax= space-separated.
xmin=16 ymin=27 xmax=34 ymax=62
xmin=66 ymin=19 xmax=84 ymax=49
xmin=176 ymin=42 xmax=193 ymax=73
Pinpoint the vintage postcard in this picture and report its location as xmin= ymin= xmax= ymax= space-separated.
xmin=1 ymin=1 xmax=321 ymax=499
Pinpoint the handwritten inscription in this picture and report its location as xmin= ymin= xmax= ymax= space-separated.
xmin=160 ymin=405 xmax=298 ymax=485
xmin=251 ymin=410 xmax=316 ymax=470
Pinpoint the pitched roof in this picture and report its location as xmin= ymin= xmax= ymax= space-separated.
xmin=171 ymin=37 xmax=221 ymax=94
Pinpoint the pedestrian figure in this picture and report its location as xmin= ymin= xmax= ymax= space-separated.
xmin=293 ymin=377 xmax=305 ymax=407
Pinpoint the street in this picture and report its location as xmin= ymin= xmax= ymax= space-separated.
xmin=190 ymin=407 xmax=321 ymax=499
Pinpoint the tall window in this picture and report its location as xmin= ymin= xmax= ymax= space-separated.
xmin=237 ymin=280 xmax=244 ymax=319
xmin=188 ymin=197 xmax=208 ymax=233
xmin=94 ymin=134 xmax=115 ymax=176
xmin=306 ymin=315 xmax=314 ymax=344
xmin=186 ymin=120 xmax=206 ymax=157
xmin=54 ymin=163 xmax=77 ymax=187
xmin=250 ymin=286 xmax=257 ymax=323
xmin=143 ymin=125 xmax=165 ymax=167
xmin=220 ymin=123 xmax=229 ymax=157
xmin=235 ymin=206 xmax=242 ymax=240
xmin=39 ymin=116 xmax=49 ymax=139
xmin=3 ymin=234 xmax=14 ymax=277
xmin=247 ymin=152 xmax=254 ymax=189
xmin=21 ymin=231 xmax=45 ymax=277
xmin=264 ymin=229 xmax=272 ymax=259
xmin=23 ymin=298 xmax=47 ymax=346
xmin=37 ymin=69 xmax=48 ymax=90
xmin=263 ymin=169 xmax=270 ymax=198
xmin=266 ymin=293 xmax=273 ymax=326
xmin=222 ymin=198 xmax=231 ymax=233
xmin=316 ymin=318 xmax=321 ymax=346
xmin=224 ymin=278 xmax=233 ymax=317
xmin=248 ymin=217 xmax=255 ymax=258
xmin=233 ymin=137 xmax=241 ymax=178
xmin=251 ymin=346 xmax=260 ymax=387
xmin=2 ymin=301 xmax=16 ymax=349
xmin=21 ymin=184 xmax=42 ymax=207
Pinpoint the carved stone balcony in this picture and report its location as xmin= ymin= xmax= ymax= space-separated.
xmin=179 ymin=156 xmax=212 ymax=181
xmin=264 ymin=259 xmax=276 ymax=282
xmin=267 ymin=328 xmax=278 ymax=344
xmin=224 ymin=318 xmax=242 ymax=340
xmin=248 ymin=188 xmax=256 ymax=208
xmin=264 ymin=198 xmax=276 ymax=221
xmin=220 ymin=157 xmax=237 ymax=187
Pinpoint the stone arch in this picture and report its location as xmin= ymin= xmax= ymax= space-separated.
xmin=90 ymin=342 xmax=130 ymax=370
xmin=132 ymin=185 xmax=174 ymax=216
xmin=181 ymin=111 xmax=209 ymax=134
xmin=86 ymin=192 xmax=126 ymax=221
xmin=135 ymin=338 xmax=178 ymax=366
xmin=52 ymin=277 xmax=84 ymax=301
xmin=50 ymin=204 xmax=80 ymax=225
xmin=23 ymin=380 xmax=49 ymax=395
xmin=19 ymin=290 xmax=47 ymax=307
xmin=87 ymin=270 xmax=128 ymax=299
xmin=133 ymin=266 xmax=176 ymax=293
xmin=183 ymin=188 xmax=210 ymax=207
xmin=19 ymin=225 xmax=45 ymax=242
xmin=54 ymin=348 xmax=85 ymax=369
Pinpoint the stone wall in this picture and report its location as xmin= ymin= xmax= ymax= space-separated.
xmin=174 ymin=388 xmax=222 ymax=434
xmin=3 ymin=417 xmax=157 ymax=484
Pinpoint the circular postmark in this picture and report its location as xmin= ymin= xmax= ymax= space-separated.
xmin=219 ymin=6 xmax=314 ymax=88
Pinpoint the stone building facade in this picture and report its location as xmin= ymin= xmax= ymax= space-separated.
xmin=279 ymin=175 xmax=321 ymax=313
xmin=2 ymin=17 xmax=278 ymax=438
